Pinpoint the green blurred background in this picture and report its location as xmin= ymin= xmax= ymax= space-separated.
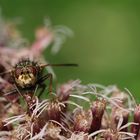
xmin=0 ymin=0 xmax=140 ymax=99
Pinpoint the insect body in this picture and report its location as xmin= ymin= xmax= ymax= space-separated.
xmin=0 ymin=58 xmax=77 ymax=98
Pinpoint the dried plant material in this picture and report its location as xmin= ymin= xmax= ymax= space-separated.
xmin=0 ymin=15 xmax=139 ymax=140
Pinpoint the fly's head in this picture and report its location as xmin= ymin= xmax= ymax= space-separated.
xmin=13 ymin=59 xmax=41 ymax=88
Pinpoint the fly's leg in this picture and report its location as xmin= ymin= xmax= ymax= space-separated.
xmin=38 ymin=83 xmax=46 ymax=98
xmin=37 ymin=73 xmax=53 ymax=97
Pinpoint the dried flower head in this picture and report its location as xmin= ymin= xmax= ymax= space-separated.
xmin=0 ymin=14 xmax=139 ymax=140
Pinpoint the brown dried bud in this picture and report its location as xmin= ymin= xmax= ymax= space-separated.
xmin=131 ymin=104 xmax=140 ymax=139
xmin=90 ymin=99 xmax=106 ymax=133
xmin=57 ymin=82 xmax=74 ymax=102
xmin=73 ymin=108 xmax=92 ymax=133
xmin=57 ymin=80 xmax=80 ymax=102
xmin=45 ymin=100 xmax=63 ymax=122
xmin=111 ymin=107 xmax=129 ymax=131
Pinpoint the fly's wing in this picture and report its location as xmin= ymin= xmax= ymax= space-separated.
xmin=45 ymin=66 xmax=56 ymax=80
xmin=40 ymin=63 xmax=78 ymax=80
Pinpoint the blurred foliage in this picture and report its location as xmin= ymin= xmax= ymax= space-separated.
xmin=0 ymin=0 xmax=140 ymax=99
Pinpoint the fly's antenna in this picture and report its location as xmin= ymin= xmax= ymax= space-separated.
xmin=40 ymin=63 xmax=78 ymax=68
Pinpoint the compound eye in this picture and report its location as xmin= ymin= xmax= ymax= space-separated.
xmin=28 ymin=66 xmax=36 ymax=75
xmin=15 ymin=68 xmax=22 ymax=78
